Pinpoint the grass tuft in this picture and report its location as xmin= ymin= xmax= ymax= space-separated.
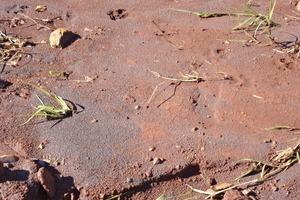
xmin=186 ymin=142 xmax=300 ymax=199
xmin=172 ymin=0 xmax=279 ymax=42
xmin=20 ymin=81 xmax=73 ymax=125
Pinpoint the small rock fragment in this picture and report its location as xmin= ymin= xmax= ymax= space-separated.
xmin=53 ymin=161 xmax=60 ymax=166
xmin=38 ymin=140 xmax=49 ymax=150
xmin=148 ymin=147 xmax=155 ymax=152
xmin=145 ymin=170 xmax=152 ymax=177
xmin=134 ymin=105 xmax=141 ymax=110
xmin=35 ymin=5 xmax=47 ymax=12
xmin=271 ymin=141 xmax=277 ymax=149
xmin=19 ymin=87 xmax=30 ymax=98
xmin=49 ymin=28 xmax=79 ymax=49
xmin=152 ymin=157 xmax=163 ymax=165
xmin=241 ymin=188 xmax=252 ymax=196
xmin=37 ymin=167 xmax=56 ymax=198
xmin=126 ymin=177 xmax=133 ymax=183
xmin=270 ymin=183 xmax=279 ymax=191
xmin=49 ymin=28 xmax=69 ymax=48
xmin=91 ymin=119 xmax=98 ymax=123
xmin=192 ymin=127 xmax=199 ymax=132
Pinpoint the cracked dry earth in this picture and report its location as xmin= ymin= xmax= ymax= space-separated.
xmin=1 ymin=0 xmax=300 ymax=199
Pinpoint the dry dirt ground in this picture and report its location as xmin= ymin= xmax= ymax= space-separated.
xmin=1 ymin=0 xmax=300 ymax=199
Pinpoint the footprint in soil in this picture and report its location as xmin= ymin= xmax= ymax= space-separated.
xmin=277 ymin=58 xmax=294 ymax=71
xmin=107 ymin=9 xmax=128 ymax=20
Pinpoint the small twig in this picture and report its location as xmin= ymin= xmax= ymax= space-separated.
xmin=18 ymin=13 xmax=52 ymax=30
xmin=146 ymin=81 xmax=165 ymax=106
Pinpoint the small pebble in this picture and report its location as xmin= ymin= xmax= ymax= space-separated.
xmin=148 ymin=147 xmax=155 ymax=152
xmin=272 ymin=141 xmax=277 ymax=148
xmin=192 ymin=127 xmax=199 ymax=132
xmin=53 ymin=161 xmax=60 ymax=166
xmin=145 ymin=170 xmax=152 ymax=177
xmin=134 ymin=105 xmax=141 ymax=110
xmin=91 ymin=119 xmax=98 ymax=123
xmin=270 ymin=183 xmax=279 ymax=191
xmin=126 ymin=177 xmax=133 ymax=183
xmin=152 ymin=157 xmax=162 ymax=165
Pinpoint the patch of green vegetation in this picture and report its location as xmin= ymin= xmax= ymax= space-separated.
xmin=233 ymin=0 xmax=278 ymax=41
xmin=172 ymin=0 xmax=279 ymax=42
xmin=20 ymin=82 xmax=73 ymax=125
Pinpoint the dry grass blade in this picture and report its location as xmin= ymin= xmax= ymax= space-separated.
xmin=264 ymin=125 xmax=299 ymax=131
xmin=20 ymin=82 xmax=73 ymax=125
xmin=171 ymin=8 xmax=227 ymax=18
xmin=156 ymin=194 xmax=166 ymax=200
xmin=233 ymin=0 xmax=278 ymax=40
xmin=18 ymin=13 xmax=52 ymax=30
xmin=148 ymin=70 xmax=229 ymax=83
xmin=237 ymin=142 xmax=300 ymax=183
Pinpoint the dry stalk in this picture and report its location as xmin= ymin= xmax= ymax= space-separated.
xmin=18 ymin=13 xmax=52 ymax=30
xmin=148 ymin=70 xmax=229 ymax=82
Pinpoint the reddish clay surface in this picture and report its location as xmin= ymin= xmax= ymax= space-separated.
xmin=1 ymin=0 xmax=300 ymax=199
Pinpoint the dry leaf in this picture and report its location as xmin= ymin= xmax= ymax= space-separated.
xmin=49 ymin=28 xmax=69 ymax=48
xmin=35 ymin=5 xmax=47 ymax=12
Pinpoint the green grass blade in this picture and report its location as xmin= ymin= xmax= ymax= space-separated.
xmin=268 ymin=0 xmax=276 ymax=20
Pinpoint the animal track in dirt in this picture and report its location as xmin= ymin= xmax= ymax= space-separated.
xmin=277 ymin=57 xmax=294 ymax=71
xmin=107 ymin=9 xmax=128 ymax=20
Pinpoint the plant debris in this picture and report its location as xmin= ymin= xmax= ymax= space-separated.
xmin=186 ymin=142 xmax=300 ymax=199
xmin=20 ymin=82 xmax=74 ymax=125
xmin=172 ymin=0 xmax=279 ymax=41
xmin=264 ymin=126 xmax=300 ymax=131
xmin=149 ymin=70 xmax=230 ymax=82
xmin=48 ymin=70 xmax=73 ymax=80
xmin=0 ymin=31 xmax=33 ymax=73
